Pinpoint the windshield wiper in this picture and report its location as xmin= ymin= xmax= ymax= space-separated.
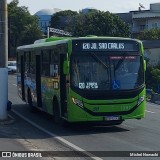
xmin=115 ymin=53 xmax=128 ymax=70
xmin=90 ymin=52 xmax=109 ymax=69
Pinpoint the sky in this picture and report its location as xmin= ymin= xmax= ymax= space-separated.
xmin=8 ymin=0 xmax=160 ymax=15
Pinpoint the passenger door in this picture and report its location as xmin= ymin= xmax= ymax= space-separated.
xmin=60 ymin=54 xmax=67 ymax=117
xmin=20 ymin=54 xmax=25 ymax=101
xmin=36 ymin=54 xmax=42 ymax=108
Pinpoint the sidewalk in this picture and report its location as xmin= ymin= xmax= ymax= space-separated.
xmin=0 ymin=114 xmax=26 ymax=151
xmin=0 ymin=111 xmax=85 ymax=160
xmin=0 ymin=113 xmax=49 ymax=160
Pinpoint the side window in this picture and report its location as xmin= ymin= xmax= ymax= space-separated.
xmin=41 ymin=50 xmax=50 ymax=76
xmin=25 ymin=51 xmax=30 ymax=73
xmin=30 ymin=51 xmax=36 ymax=74
xmin=50 ymin=49 xmax=59 ymax=77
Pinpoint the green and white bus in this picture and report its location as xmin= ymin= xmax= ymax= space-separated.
xmin=17 ymin=36 xmax=146 ymax=125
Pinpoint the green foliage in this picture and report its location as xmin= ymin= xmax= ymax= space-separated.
xmin=138 ymin=29 xmax=160 ymax=40
xmin=145 ymin=64 xmax=160 ymax=92
xmin=72 ymin=11 xmax=130 ymax=37
xmin=50 ymin=10 xmax=130 ymax=37
xmin=151 ymin=68 xmax=160 ymax=81
xmin=8 ymin=0 xmax=43 ymax=56
xmin=50 ymin=10 xmax=78 ymax=30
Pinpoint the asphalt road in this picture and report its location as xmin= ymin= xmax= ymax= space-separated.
xmin=8 ymin=74 xmax=160 ymax=160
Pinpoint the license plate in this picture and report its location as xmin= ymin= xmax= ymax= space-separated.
xmin=105 ymin=116 xmax=120 ymax=121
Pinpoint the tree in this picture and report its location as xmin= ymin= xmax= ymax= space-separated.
xmin=50 ymin=10 xmax=78 ymax=30
xmin=50 ymin=10 xmax=130 ymax=37
xmin=145 ymin=62 xmax=160 ymax=92
xmin=150 ymin=68 xmax=160 ymax=92
xmin=138 ymin=29 xmax=160 ymax=40
xmin=72 ymin=11 xmax=130 ymax=37
xmin=8 ymin=0 xmax=43 ymax=57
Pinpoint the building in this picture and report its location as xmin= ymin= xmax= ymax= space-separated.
xmin=116 ymin=3 xmax=160 ymax=37
xmin=143 ymin=40 xmax=160 ymax=67
xmin=116 ymin=3 xmax=160 ymax=67
xmin=82 ymin=7 xmax=98 ymax=13
xmin=116 ymin=12 xmax=132 ymax=31
xmin=132 ymin=3 xmax=160 ymax=37
xmin=131 ymin=3 xmax=160 ymax=66
xmin=34 ymin=8 xmax=62 ymax=34
xmin=117 ymin=13 xmax=132 ymax=24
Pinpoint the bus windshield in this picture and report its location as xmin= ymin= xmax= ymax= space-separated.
xmin=71 ymin=53 xmax=144 ymax=91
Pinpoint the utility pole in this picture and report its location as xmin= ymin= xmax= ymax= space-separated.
xmin=0 ymin=0 xmax=8 ymax=120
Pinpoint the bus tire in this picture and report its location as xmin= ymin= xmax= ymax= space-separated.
xmin=28 ymin=90 xmax=37 ymax=113
xmin=53 ymin=99 xmax=61 ymax=124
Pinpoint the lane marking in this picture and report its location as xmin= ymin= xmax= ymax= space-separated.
xmin=13 ymin=84 xmax=17 ymax=86
xmin=146 ymin=110 xmax=155 ymax=114
xmin=12 ymin=109 xmax=102 ymax=160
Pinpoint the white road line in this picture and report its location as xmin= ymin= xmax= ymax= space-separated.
xmin=146 ymin=110 xmax=155 ymax=114
xmin=13 ymin=84 xmax=17 ymax=86
xmin=12 ymin=109 xmax=102 ymax=160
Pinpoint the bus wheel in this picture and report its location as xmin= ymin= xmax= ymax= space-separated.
xmin=28 ymin=90 xmax=37 ymax=113
xmin=53 ymin=100 xmax=61 ymax=124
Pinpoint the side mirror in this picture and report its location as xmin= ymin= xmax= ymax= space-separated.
xmin=144 ymin=60 xmax=146 ymax=71
xmin=63 ymin=60 xmax=70 ymax=75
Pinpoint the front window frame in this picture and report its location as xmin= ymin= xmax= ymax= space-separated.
xmin=70 ymin=51 xmax=144 ymax=92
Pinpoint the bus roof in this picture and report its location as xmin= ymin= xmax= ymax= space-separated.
xmin=45 ymin=36 xmax=141 ymax=42
xmin=17 ymin=38 xmax=70 ymax=51
xmin=17 ymin=36 xmax=142 ymax=51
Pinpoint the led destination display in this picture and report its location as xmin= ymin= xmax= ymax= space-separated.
xmin=82 ymin=42 xmax=125 ymax=50
xmin=72 ymin=40 xmax=140 ymax=52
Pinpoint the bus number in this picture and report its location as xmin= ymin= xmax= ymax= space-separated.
xmin=79 ymin=82 xmax=98 ymax=89
xmin=83 ymin=43 xmax=90 ymax=49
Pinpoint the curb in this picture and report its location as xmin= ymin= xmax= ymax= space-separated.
xmin=0 ymin=114 xmax=15 ymax=125
xmin=154 ymin=101 xmax=160 ymax=105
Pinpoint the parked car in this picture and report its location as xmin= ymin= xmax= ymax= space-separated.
xmin=8 ymin=61 xmax=17 ymax=73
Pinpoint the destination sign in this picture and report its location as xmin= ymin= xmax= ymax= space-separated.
xmin=72 ymin=40 xmax=140 ymax=52
xmin=82 ymin=42 xmax=125 ymax=50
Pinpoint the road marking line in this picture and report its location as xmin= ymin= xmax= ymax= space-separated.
xmin=13 ymin=84 xmax=17 ymax=86
xmin=146 ymin=110 xmax=155 ymax=114
xmin=12 ymin=109 xmax=102 ymax=160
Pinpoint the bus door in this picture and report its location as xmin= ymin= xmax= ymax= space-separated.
xmin=60 ymin=54 xmax=67 ymax=118
xmin=36 ymin=55 xmax=42 ymax=108
xmin=20 ymin=54 xmax=25 ymax=101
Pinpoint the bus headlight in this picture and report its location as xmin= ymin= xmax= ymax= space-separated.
xmin=72 ymin=98 xmax=84 ymax=108
xmin=137 ymin=96 xmax=145 ymax=106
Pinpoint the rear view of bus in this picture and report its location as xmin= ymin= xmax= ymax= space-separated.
xmin=68 ymin=38 xmax=146 ymax=124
